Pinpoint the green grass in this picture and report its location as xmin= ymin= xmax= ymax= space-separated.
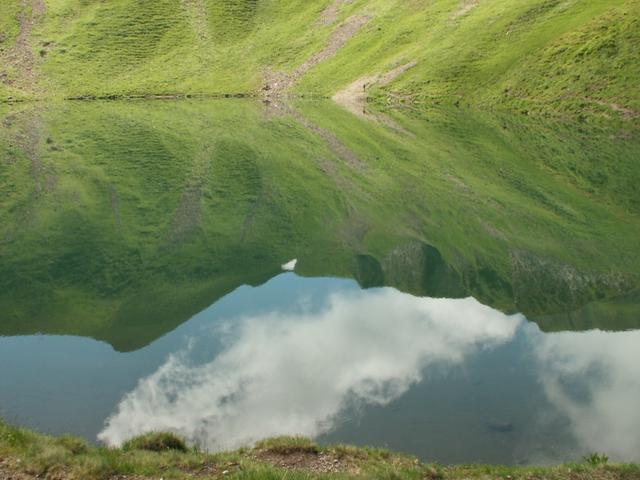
xmin=255 ymin=436 xmax=319 ymax=454
xmin=1 ymin=0 xmax=638 ymax=122
xmin=0 ymin=0 xmax=20 ymax=54
xmin=1 ymin=419 xmax=639 ymax=479
xmin=123 ymin=432 xmax=188 ymax=453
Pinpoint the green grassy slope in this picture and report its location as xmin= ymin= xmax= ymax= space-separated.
xmin=0 ymin=99 xmax=638 ymax=349
xmin=0 ymin=0 xmax=637 ymax=121
xmin=0 ymin=0 xmax=25 ymax=99
xmin=0 ymin=1 xmax=20 ymax=54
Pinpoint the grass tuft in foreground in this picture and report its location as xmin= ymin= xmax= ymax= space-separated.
xmin=1 ymin=419 xmax=639 ymax=479
xmin=122 ymin=432 xmax=188 ymax=453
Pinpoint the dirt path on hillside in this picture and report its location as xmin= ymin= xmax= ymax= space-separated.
xmin=181 ymin=0 xmax=210 ymax=42
xmin=333 ymin=60 xmax=416 ymax=113
xmin=263 ymin=14 xmax=369 ymax=95
xmin=332 ymin=61 xmax=417 ymax=134
xmin=590 ymin=98 xmax=639 ymax=120
xmin=0 ymin=0 xmax=45 ymax=92
xmin=450 ymin=0 xmax=479 ymax=19
xmin=316 ymin=0 xmax=353 ymax=26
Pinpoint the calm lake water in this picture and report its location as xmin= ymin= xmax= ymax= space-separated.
xmin=0 ymin=100 xmax=639 ymax=465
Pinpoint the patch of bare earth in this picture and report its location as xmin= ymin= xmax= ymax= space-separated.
xmin=254 ymin=448 xmax=357 ymax=475
xmin=181 ymin=0 xmax=210 ymax=42
xmin=263 ymin=14 xmax=370 ymax=96
xmin=316 ymin=0 xmax=353 ymax=26
xmin=0 ymin=460 xmax=31 ymax=480
xmin=590 ymin=99 xmax=639 ymax=120
xmin=0 ymin=0 xmax=45 ymax=92
xmin=450 ymin=0 xmax=479 ymax=20
xmin=332 ymin=61 xmax=417 ymax=133
xmin=333 ymin=60 xmax=417 ymax=113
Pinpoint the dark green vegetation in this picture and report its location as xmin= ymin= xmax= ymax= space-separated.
xmin=0 ymin=99 xmax=638 ymax=349
xmin=2 ymin=419 xmax=639 ymax=480
xmin=123 ymin=432 xmax=188 ymax=453
xmin=0 ymin=0 xmax=638 ymax=124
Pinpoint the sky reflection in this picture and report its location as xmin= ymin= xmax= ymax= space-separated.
xmin=2 ymin=274 xmax=638 ymax=464
xmin=99 ymin=288 xmax=524 ymax=450
xmin=532 ymin=329 xmax=640 ymax=461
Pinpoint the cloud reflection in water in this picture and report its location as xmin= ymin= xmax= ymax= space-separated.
xmin=532 ymin=329 xmax=640 ymax=461
xmin=99 ymin=288 xmax=522 ymax=450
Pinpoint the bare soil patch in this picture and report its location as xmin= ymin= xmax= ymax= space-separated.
xmin=182 ymin=0 xmax=210 ymax=42
xmin=254 ymin=448 xmax=353 ymax=474
xmin=332 ymin=61 xmax=417 ymax=134
xmin=450 ymin=0 xmax=479 ymax=20
xmin=591 ymin=99 xmax=639 ymax=120
xmin=0 ymin=0 xmax=45 ymax=92
xmin=333 ymin=60 xmax=417 ymax=112
xmin=316 ymin=0 xmax=353 ymax=26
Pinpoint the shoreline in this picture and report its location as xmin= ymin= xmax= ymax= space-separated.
xmin=1 ymin=421 xmax=638 ymax=480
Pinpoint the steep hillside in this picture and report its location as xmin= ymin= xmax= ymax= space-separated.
xmin=0 ymin=0 xmax=638 ymax=121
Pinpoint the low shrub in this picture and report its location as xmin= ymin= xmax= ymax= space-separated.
xmin=122 ymin=432 xmax=188 ymax=453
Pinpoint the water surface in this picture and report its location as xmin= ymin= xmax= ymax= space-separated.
xmin=0 ymin=99 xmax=639 ymax=464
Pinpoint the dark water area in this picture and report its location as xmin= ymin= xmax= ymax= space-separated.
xmin=0 ymin=99 xmax=639 ymax=465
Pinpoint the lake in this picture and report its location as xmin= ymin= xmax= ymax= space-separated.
xmin=0 ymin=99 xmax=638 ymax=465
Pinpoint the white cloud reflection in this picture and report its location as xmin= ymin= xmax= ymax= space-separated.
xmin=532 ymin=328 xmax=640 ymax=461
xmin=99 ymin=288 xmax=522 ymax=450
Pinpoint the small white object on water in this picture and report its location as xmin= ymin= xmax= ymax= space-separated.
xmin=281 ymin=259 xmax=297 ymax=271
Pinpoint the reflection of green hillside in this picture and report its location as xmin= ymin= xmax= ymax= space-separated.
xmin=0 ymin=100 xmax=638 ymax=350
xmin=532 ymin=291 xmax=640 ymax=332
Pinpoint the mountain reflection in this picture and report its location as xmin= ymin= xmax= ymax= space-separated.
xmin=99 ymin=288 xmax=522 ymax=449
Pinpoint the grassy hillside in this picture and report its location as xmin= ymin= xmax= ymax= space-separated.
xmin=0 ymin=0 xmax=638 ymax=122
xmin=1 ymin=99 xmax=638 ymax=349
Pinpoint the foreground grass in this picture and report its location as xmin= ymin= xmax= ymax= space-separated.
xmin=1 ymin=421 xmax=639 ymax=480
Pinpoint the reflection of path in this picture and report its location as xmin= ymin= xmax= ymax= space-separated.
xmin=263 ymin=101 xmax=364 ymax=170
xmin=99 ymin=290 xmax=521 ymax=449
xmin=263 ymin=101 xmax=370 ymax=246
xmin=167 ymin=140 xmax=213 ymax=243
xmin=2 ymin=109 xmax=57 ymax=225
